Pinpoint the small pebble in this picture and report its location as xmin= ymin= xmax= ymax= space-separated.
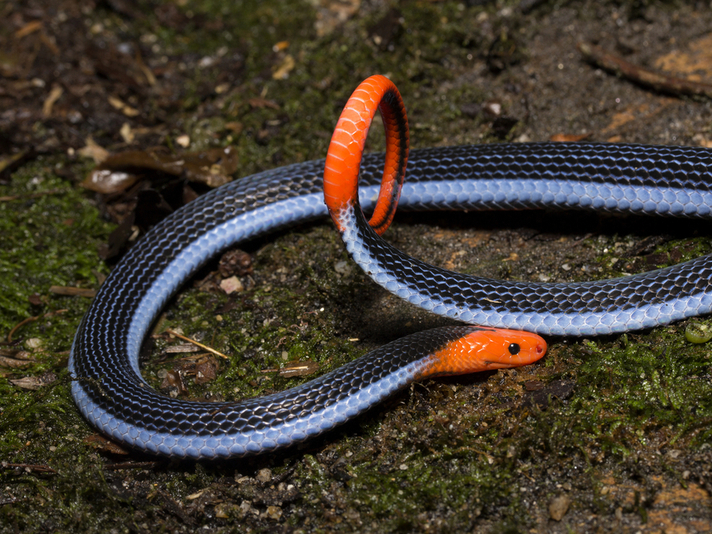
xmin=256 ymin=468 xmax=272 ymax=483
xmin=266 ymin=505 xmax=282 ymax=520
xmin=548 ymin=494 xmax=571 ymax=521
xmin=25 ymin=338 xmax=43 ymax=350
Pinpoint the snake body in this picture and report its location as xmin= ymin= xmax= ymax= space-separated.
xmin=69 ymin=77 xmax=712 ymax=459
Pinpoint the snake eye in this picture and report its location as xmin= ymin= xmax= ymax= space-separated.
xmin=508 ymin=343 xmax=520 ymax=355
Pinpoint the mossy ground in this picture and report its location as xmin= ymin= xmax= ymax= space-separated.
xmin=2 ymin=0 xmax=712 ymax=532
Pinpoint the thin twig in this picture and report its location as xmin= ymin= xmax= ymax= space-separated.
xmin=578 ymin=41 xmax=712 ymax=100
xmin=0 ymin=189 xmax=65 ymax=202
xmin=2 ymin=462 xmax=57 ymax=474
xmin=164 ymin=328 xmax=228 ymax=359
xmin=7 ymin=309 xmax=68 ymax=342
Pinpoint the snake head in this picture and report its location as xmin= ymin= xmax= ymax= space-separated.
xmin=424 ymin=326 xmax=547 ymax=376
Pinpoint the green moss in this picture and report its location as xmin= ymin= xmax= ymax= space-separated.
xmin=0 ymin=159 xmax=113 ymax=332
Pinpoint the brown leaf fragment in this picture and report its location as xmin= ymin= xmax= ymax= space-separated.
xmin=98 ymin=214 xmax=136 ymax=260
xmin=183 ymin=148 xmax=238 ymax=187
xmin=522 ymin=379 xmax=575 ymax=409
xmin=161 ymin=369 xmax=188 ymax=396
xmin=84 ymin=434 xmax=130 ymax=455
xmin=248 ymin=97 xmax=280 ymax=109
xmin=84 ymin=147 xmax=238 ymax=191
xmin=81 ymin=168 xmax=138 ymax=194
xmin=194 ymin=359 xmax=218 ymax=385
xmin=49 ymin=286 xmax=97 ymax=298
xmin=10 ymin=372 xmax=56 ymax=390
xmin=523 ymin=380 xmax=544 ymax=391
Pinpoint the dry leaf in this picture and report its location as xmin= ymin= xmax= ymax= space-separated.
xmin=10 ymin=372 xmax=56 ymax=390
xmin=83 ymin=146 xmax=239 ymax=191
xmin=0 ymin=351 xmax=35 ymax=369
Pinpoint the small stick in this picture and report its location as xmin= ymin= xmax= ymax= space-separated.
xmin=164 ymin=328 xmax=228 ymax=359
xmin=0 ymin=189 xmax=64 ymax=202
xmin=577 ymin=41 xmax=712 ymax=100
xmin=7 ymin=309 xmax=68 ymax=342
xmin=2 ymin=462 xmax=57 ymax=474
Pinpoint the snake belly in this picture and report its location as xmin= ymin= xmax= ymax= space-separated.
xmin=70 ymin=142 xmax=712 ymax=458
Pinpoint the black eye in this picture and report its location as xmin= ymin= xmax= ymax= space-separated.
xmin=508 ymin=343 xmax=520 ymax=355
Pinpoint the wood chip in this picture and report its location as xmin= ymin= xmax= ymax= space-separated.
xmin=108 ymin=96 xmax=140 ymax=117
xmin=165 ymin=343 xmax=201 ymax=354
xmin=42 ymin=85 xmax=63 ymax=117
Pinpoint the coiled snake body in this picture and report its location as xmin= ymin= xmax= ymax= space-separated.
xmin=70 ymin=76 xmax=712 ymax=459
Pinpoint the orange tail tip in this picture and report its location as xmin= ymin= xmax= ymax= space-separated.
xmin=324 ymin=75 xmax=409 ymax=235
xmin=423 ymin=327 xmax=547 ymax=378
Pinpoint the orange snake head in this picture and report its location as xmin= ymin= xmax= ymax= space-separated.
xmin=423 ymin=327 xmax=547 ymax=377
